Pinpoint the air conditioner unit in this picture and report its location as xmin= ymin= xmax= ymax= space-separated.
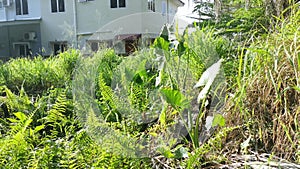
xmin=78 ymin=0 xmax=87 ymax=2
xmin=2 ymin=0 xmax=11 ymax=7
xmin=24 ymin=32 xmax=37 ymax=41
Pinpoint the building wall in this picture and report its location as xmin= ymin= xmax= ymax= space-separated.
xmin=0 ymin=0 xmax=41 ymax=21
xmin=0 ymin=26 xmax=10 ymax=57
xmin=76 ymin=0 xmax=182 ymax=51
xmin=0 ymin=0 xmax=183 ymax=57
xmin=40 ymin=0 xmax=76 ymax=56
xmin=156 ymin=0 xmax=181 ymax=24
xmin=75 ymin=0 xmax=146 ymax=50
xmin=9 ymin=24 xmax=41 ymax=57
xmin=0 ymin=24 xmax=41 ymax=59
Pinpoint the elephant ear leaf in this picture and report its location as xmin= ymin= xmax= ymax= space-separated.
xmin=160 ymin=88 xmax=189 ymax=109
xmin=153 ymin=37 xmax=170 ymax=51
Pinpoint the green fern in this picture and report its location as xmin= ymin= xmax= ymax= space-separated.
xmin=186 ymin=125 xmax=241 ymax=168
xmin=97 ymin=73 xmax=120 ymax=122
xmin=43 ymin=89 xmax=69 ymax=138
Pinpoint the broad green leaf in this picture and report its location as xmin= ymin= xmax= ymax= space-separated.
xmin=212 ymin=114 xmax=225 ymax=127
xmin=163 ymin=149 xmax=174 ymax=158
xmin=174 ymin=147 xmax=189 ymax=159
xmin=153 ymin=37 xmax=170 ymax=51
xmin=158 ymin=147 xmax=174 ymax=158
xmin=160 ymin=88 xmax=188 ymax=109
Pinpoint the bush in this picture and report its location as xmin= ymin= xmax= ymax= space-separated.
xmin=0 ymin=49 xmax=80 ymax=94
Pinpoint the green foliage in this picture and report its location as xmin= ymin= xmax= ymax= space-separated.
xmin=194 ymin=0 xmax=269 ymax=43
xmin=212 ymin=114 xmax=225 ymax=127
xmin=160 ymin=88 xmax=189 ymax=110
xmin=186 ymin=126 xmax=240 ymax=168
xmin=0 ymin=49 xmax=79 ymax=94
xmin=97 ymin=73 xmax=120 ymax=122
xmin=225 ymin=5 xmax=300 ymax=162
xmin=1 ymin=6 xmax=300 ymax=167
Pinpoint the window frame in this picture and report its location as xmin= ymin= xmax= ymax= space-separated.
xmin=52 ymin=42 xmax=68 ymax=55
xmin=51 ymin=0 xmax=65 ymax=13
xmin=148 ymin=0 xmax=155 ymax=12
xmin=15 ymin=0 xmax=29 ymax=15
xmin=110 ymin=0 xmax=126 ymax=9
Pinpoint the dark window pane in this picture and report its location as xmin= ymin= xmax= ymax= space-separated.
xmin=119 ymin=0 xmax=125 ymax=7
xmin=110 ymin=0 xmax=117 ymax=8
xmin=54 ymin=44 xmax=60 ymax=55
xmin=153 ymin=0 xmax=155 ymax=11
xmin=58 ymin=0 xmax=65 ymax=12
xmin=91 ymin=42 xmax=99 ymax=52
xmin=51 ymin=0 xmax=57 ymax=12
xmin=16 ymin=0 xmax=21 ymax=15
xmin=61 ymin=44 xmax=67 ymax=52
xmin=19 ymin=45 xmax=25 ymax=56
xmin=22 ymin=0 xmax=28 ymax=14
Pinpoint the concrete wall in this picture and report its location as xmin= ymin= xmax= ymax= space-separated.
xmin=0 ymin=0 xmax=183 ymax=57
xmin=0 ymin=23 xmax=41 ymax=58
xmin=0 ymin=0 xmax=41 ymax=21
xmin=0 ymin=26 xmax=10 ymax=57
xmin=9 ymin=23 xmax=41 ymax=57
xmin=40 ymin=0 xmax=76 ymax=56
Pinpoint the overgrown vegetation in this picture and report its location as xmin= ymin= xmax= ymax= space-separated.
xmin=0 ymin=1 xmax=300 ymax=168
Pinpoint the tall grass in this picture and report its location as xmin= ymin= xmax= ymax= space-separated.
xmin=225 ymin=5 xmax=300 ymax=162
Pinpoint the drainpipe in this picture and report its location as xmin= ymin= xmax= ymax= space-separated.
xmin=73 ymin=0 xmax=78 ymax=48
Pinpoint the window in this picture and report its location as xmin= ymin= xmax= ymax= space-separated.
xmin=53 ymin=43 xmax=67 ymax=55
xmin=148 ymin=0 xmax=155 ymax=12
xmin=19 ymin=44 xmax=30 ymax=56
xmin=16 ymin=0 xmax=29 ymax=15
xmin=90 ymin=42 xmax=99 ymax=52
xmin=110 ymin=0 xmax=126 ymax=8
xmin=13 ymin=43 xmax=31 ymax=57
xmin=51 ymin=0 xmax=65 ymax=13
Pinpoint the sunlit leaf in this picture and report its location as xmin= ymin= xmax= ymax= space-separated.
xmin=194 ymin=59 xmax=223 ymax=102
xmin=212 ymin=114 xmax=225 ymax=127
xmin=159 ymin=106 xmax=167 ymax=125
xmin=34 ymin=125 xmax=45 ymax=132
xmin=14 ymin=112 xmax=27 ymax=121
xmin=153 ymin=37 xmax=170 ymax=51
xmin=160 ymin=88 xmax=189 ymax=109
xmin=158 ymin=147 xmax=174 ymax=158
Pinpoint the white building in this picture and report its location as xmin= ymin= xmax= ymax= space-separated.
xmin=0 ymin=0 xmax=184 ymax=58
